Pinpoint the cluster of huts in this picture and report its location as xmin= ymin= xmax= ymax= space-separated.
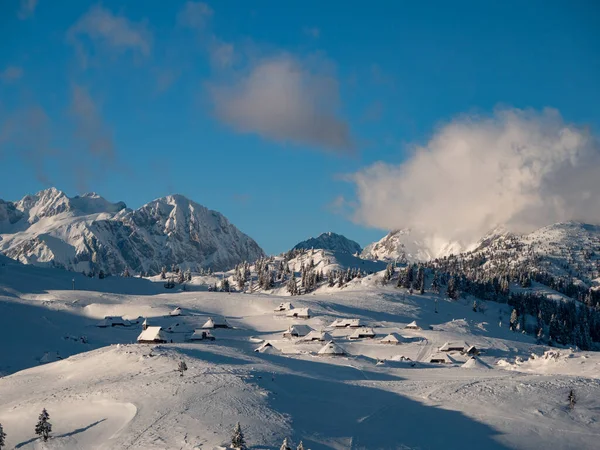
xmin=429 ymin=342 xmax=481 ymax=364
xmin=95 ymin=306 xmax=233 ymax=345
xmin=266 ymin=307 xmax=429 ymax=357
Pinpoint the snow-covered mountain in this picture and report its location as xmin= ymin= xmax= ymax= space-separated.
xmin=462 ymin=221 xmax=600 ymax=287
xmin=0 ymin=188 xmax=264 ymax=274
xmin=361 ymin=229 xmax=464 ymax=262
xmin=292 ymin=232 xmax=362 ymax=255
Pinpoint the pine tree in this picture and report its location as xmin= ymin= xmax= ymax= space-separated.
xmin=231 ymin=422 xmax=247 ymax=450
xmin=35 ymin=408 xmax=52 ymax=442
xmin=383 ymin=263 xmax=394 ymax=284
xmin=447 ymin=276 xmax=458 ymax=300
xmin=297 ymin=441 xmax=305 ymax=450
xmin=568 ymin=389 xmax=577 ymax=410
xmin=177 ymin=271 xmax=185 ymax=284
xmin=328 ymin=275 xmax=335 ymax=287
xmin=280 ymin=437 xmax=292 ymax=450
xmin=178 ymin=360 xmax=188 ymax=376
xmin=160 ymin=267 xmax=167 ymax=280
xmin=509 ymin=309 xmax=518 ymax=331
xmin=221 ymin=278 xmax=230 ymax=292
xmin=0 ymin=423 xmax=6 ymax=449
xmin=287 ymin=272 xmax=297 ymax=295
xmin=98 ymin=269 xmax=105 ymax=279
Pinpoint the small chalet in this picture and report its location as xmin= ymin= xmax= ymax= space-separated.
xmin=286 ymin=308 xmax=311 ymax=319
xmin=169 ymin=307 xmax=182 ymax=316
xmin=96 ymin=316 xmax=131 ymax=328
xmin=404 ymin=321 xmax=421 ymax=330
xmin=318 ymin=340 xmax=346 ymax=356
xmin=283 ymin=324 xmax=313 ymax=338
xmin=439 ymin=342 xmax=467 ymax=352
xmin=330 ymin=318 xmax=361 ymax=328
xmin=255 ymin=342 xmax=280 ymax=354
xmin=466 ymin=345 xmax=480 ymax=356
xmin=429 ymin=353 xmax=451 ymax=364
xmin=379 ymin=333 xmax=407 ymax=345
xmin=202 ymin=317 xmax=231 ymax=329
xmin=137 ymin=326 xmax=167 ymax=344
xmin=299 ymin=330 xmax=332 ymax=343
xmin=189 ymin=329 xmax=215 ymax=341
xmin=349 ymin=327 xmax=376 ymax=340
xmin=274 ymin=302 xmax=293 ymax=312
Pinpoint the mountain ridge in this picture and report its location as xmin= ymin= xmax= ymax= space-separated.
xmin=292 ymin=231 xmax=362 ymax=255
xmin=0 ymin=188 xmax=264 ymax=274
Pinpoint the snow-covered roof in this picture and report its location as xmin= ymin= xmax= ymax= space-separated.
xmin=429 ymin=353 xmax=451 ymax=363
xmin=170 ymin=307 xmax=181 ymax=316
xmin=286 ymin=307 xmax=311 ymax=318
xmin=137 ymin=326 xmax=167 ymax=343
xmin=330 ymin=318 xmax=361 ymax=327
xmin=299 ymin=330 xmax=332 ymax=342
xmin=380 ymin=332 xmax=407 ymax=344
xmin=202 ymin=317 xmax=230 ymax=328
xmin=274 ymin=302 xmax=293 ymax=311
xmin=96 ymin=316 xmax=130 ymax=327
xmin=462 ymin=356 xmax=490 ymax=369
xmin=190 ymin=329 xmax=213 ymax=340
xmin=318 ymin=340 xmax=346 ymax=356
xmin=255 ymin=342 xmax=280 ymax=354
xmin=439 ymin=341 xmax=467 ymax=352
xmin=404 ymin=320 xmax=420 ymax=329
xmin=349 ymin=327 xmax=376 ymax=339
xmin=283 ymin=324 xmax=314 ymax=337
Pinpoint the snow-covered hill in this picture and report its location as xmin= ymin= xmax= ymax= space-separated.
xmin=361 ymin=228 xmax=464 ymax=262
xmin=0 ymin=188 xmax=264 ymax=274
xmin=451 ymin=221 xmax=600 ymax=288
xmin=292 ymin=232 xmax=362 ymax=255
xmin=283 ymin=248 xmax=386 ymax=276
xmin=2 ymin=255 xmax=600 ymax=449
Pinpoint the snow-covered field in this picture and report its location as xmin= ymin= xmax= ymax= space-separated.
xmin=1 ymin=256 xmax=599 ymax=449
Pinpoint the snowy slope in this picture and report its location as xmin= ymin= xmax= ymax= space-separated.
xmin=292 ymin=232 xmax=362 ymax=255
xmin=0 ymin=188 xmax=264 ymax=274
xmin=284 ymin=248 xmax=386 ymax=275
xmin=459 ymin=221 xmax=600 ymax=287
xmin=2 ymin=258 xmax=600 ymax=449
xmin=361 ymin=228 xmax=466 ymax=262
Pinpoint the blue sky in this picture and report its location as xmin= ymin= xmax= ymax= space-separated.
xmin=1 ymin=0 xmax=599 ymax=254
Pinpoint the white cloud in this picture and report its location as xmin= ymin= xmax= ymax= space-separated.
xmin=1 ymin=66 xmax=23 ymax=82
xmin=348 ymin=108 xmax=600 ymax=251
xmin=209 ymin=55 xmax=354 ymax=152
xmin=68 ymin=5 xmax=151 ymax=65
xmin=177 ymin=1 xmax=213 ymax=29
xmin=17 ymin=0 xmax=37 ymax=19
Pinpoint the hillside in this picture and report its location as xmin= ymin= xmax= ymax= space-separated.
xmin=0 ymin=188 xmax=264 ymax=275
xmin=434 ymin=222 xmax=600 ymax=289
xmin=361 ymin=228 xmax=465 ymax=262
xmin=1 ymin=255 xmax=600 ymax=449
xmin=292 ymin=232 xmax=362 ymax=255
